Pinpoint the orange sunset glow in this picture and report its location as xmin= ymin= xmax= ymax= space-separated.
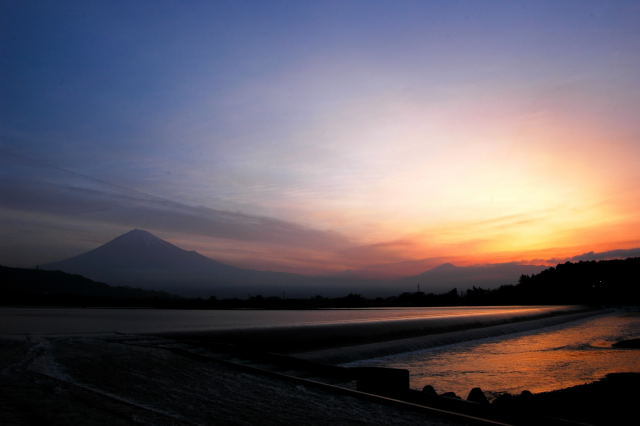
xmin=2 ymin=0 xmax=640 ymax=278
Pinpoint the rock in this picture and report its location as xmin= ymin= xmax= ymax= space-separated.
xmin=492 ymin=392 xmax=514 ymax=408
xmin=440 ymin=392 xmax=460 ymax=399
xmin=467 ymin=387 xmax=489 ymax=404
xmin=612 ymin=338 xmax=640 ymax=349
xmin=520 ymin=390 xmax=534 ymax=399
xmin=421 ymin=385 xmax=437 ymax=398
xmin=352 ymin=367 xmax=410 ymax=396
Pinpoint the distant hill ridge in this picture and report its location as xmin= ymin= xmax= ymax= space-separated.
xmin=42 ymin=229 xmax=546 ymax=296
xmin=408 ymin=261 xmax=546 ymax=292
xmin=1 ymin=264 xmax=175 ymax=304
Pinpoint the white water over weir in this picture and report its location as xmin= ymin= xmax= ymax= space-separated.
xmin=1 ymin=305 xmax=594 ymax=364
xmin=296 ymin=308 xmax=601 ymax=363
xmin=156 ymin=306 xmax=594 ymax=362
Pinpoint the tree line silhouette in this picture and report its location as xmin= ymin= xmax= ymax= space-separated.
xmin=3 ymin=257 xmax=639 ymax=308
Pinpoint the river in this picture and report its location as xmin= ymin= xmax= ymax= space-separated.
xmin=0 ymin=305 xmax=565 ymax=334
xmin=3 ymin=305 xmax=637 ymax=396
xmin=346 ymin=310 xmax=640 ymax=396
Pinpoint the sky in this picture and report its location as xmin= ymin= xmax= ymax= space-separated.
xmin=2 ymin=0 xmax=640 ymax=275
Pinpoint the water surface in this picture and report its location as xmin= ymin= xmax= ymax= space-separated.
xmin=347 ymin=311 xmax=640 ymax=395
xmin=0 ymin=305 xmax=564 ymax=334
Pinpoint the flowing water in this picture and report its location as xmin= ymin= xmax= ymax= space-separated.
xmin=346 ymin=311 xmax=640 ymax=396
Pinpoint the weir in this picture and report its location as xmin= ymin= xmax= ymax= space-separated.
xmin=159 ymin=305 xmax=597 ymax=363
xmin=298 ymin=308 xmax=604 ymax=363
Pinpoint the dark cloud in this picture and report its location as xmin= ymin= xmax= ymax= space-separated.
xmin=570 ymin=248 xmax=640 ymax=262
xmin=0 ymin=177 xmax=351 ymax=253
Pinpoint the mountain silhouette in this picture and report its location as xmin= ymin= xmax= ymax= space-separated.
xmin=405 ymin=262 xmax=546 ymax=293
xmin=427 ymin=262 xmax=457 ymax=272
xmin=42 ymin=229 xmax=546 ymax=297
xmin=2 ymin=264 xmax=175 ymax=304
xmin=43 ymin=229 xmax=303 ymax=296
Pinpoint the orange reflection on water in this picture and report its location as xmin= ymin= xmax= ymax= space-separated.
xmin=357 ymin=312 xmax=640 ymax=396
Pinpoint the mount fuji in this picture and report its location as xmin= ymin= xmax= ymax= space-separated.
xmin=43 ymin=229 xmax=304 ymax=296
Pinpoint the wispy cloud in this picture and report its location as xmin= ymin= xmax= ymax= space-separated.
xmin=0 ymin=150 xmax=353 ymax=267
xmin=570 ymin=247 xmax=640 ymax=262
xmin=0 ymin=178 xmax=350 ymax=250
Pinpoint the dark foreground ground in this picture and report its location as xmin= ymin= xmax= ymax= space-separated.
xmin=503 ymin=372 xmax=639 ymax=426
xmin=0 ymin=335 xmax=490 ymax=426
xmin=1 ymin=332 xmax=638 ymax=425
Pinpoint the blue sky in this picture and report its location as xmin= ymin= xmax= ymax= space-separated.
xmin=2 ymin=0 xmax=640 ymax=273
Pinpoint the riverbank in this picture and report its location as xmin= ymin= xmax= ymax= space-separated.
xmin=495 ymin=372 xmax=640 ymax=425
xmin=0 ymin=334 xmax=491 ymax=425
